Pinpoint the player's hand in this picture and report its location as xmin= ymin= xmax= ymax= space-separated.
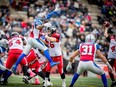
xmin=54 ymin=4 xmax=59 ymax=11
xmin=44 ymin=22 xmax=51 ymax=28
xmin=107 ymin=65 xmax=113 ymax=72
xmin=40 ymin=33 xmax=48 ymax=39
xmin=106 ymin=62 xmax=113 ymax=72
xmin=103 ymin=21 xmax=110 ymax=29
xmin=66 ymin=62 xmax=72 ymax=72
xmin=11 ymin=64 xmax=17 ymax=74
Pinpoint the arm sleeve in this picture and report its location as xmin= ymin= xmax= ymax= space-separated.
xmin=34 ymin=19 xmax=43 ymax=28
xmin=46 ymin=11 xmax=60 ymax=20
xmin=96 ymin=44 xmax=101 ymax=50
xmin=106 ymin=36 xmax=110 ymax=42
xmin=77 ymin=44 xmax=80 ymax=50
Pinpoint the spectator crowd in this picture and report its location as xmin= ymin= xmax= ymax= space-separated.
xmin=0 ymin=0 xmax=115 ymax=74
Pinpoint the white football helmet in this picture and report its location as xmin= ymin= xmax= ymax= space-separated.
xmin=0 ymin=39 xmax=8 ymax=48
xmin=11 ymin=32 xmax=19 ymax=37
xmin=85 ymin=34 xmax=96 ymax=44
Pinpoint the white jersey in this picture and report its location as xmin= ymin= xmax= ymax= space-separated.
xmin=30 ymin=18 xmax=43 ymax=38
xmin=108 ymin=38 xmax=116 ymax=59
xmin=8 ymin=37 xmax=24 ymax=50
xmin=34 ymin=49 xmax=46 ymax=63
xmin=47 ymin=33 xmax=62 ymax=57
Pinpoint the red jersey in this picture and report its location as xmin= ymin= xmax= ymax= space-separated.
xmin=79 ymin=43 xmax=100 ymax=61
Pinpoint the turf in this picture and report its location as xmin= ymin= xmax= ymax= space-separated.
xmin=0 ymin=75 xmax=112 ymax=87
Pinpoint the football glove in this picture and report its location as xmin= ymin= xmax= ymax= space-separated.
xmin=106 ymin=62 xmax=113 ymax=72
xmin=66 ymin=62 xmax=72 ymax=72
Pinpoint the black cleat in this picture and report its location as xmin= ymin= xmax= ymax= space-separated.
xmin=0 ymin=80 xmax=7 ymax=85
xmin=111 ymin=81 xmax=116 ymax=87
xmin=22 ymin=77 xmax=29 ymax=84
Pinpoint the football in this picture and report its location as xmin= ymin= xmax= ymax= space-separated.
xmin=103 ymin=21 xmax=110 ymax=27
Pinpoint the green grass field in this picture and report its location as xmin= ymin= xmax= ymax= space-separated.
xmin=1 ymin=75 xmax=112 ymax=87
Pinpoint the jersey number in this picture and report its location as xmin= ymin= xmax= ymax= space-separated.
xmin=9 ymin=40 xmax=21 ymax=46
xmin=111 ymin=46 xmax=115 ymax=52
xmin=50 ymin=42 xmax=54 ymax=48
xmin=81 ymin=45 xmax=92 ymax=55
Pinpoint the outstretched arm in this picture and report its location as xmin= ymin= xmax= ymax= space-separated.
xmin=96 ymin=50 xmax=107 ymax=63
xmin=69 ymin=50 xmax=80 ymax=63
xmin=96 ymin=50 xmax=113 ymax=72
xmin=104 ymin=27 xmax=109 ymax=38
xmin=46 ymin=11 xmax=60 ymax=20
xmin=66 ymin=50 xmax=79 ymax=71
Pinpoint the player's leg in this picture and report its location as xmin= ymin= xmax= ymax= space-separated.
xmin=69 ymin=61 xmax=85 ymax=87
xmin=37 ymin=63 xmax=45 ymax=81
xmin=12 ymin=43 xmax=32 ymax=73
xmin=0 ymin=69 xmax=12 ymax=85
xmin=56 ymin=56 xmax=66 ymax=87
xmin=0 ymin=70 xmax=4 ymax=77
xmin=0 ymin=63 xmax=12 ymax=85
xmin=1 ymin=53 xmax=15 ymax=84
xmin=20 ymin=57 xmax=36 ymax=83
xmin=88 ymin=62 xmax=108 ymax=87
xmin=108 ymin=58 xmax=116 ymax=87
xmin=44 ymin=62 xmax=51 ymax=87
xmin=30 ymin=38 xmax=59 ymax=67
xmin=33 ymin=75 xmax=40 ymax=85
xmin=0 ymin=63 xmax=6 ymax=79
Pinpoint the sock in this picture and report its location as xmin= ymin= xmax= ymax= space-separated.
xmin=62 ymin=79 xmax=65 ymax=84
xmin=1 ymin=69 xmax=12 ymax=82
xmin=0 ymin=70 xmax=4 ymax=77
xmin=38 ymin=71 xmax=45 ymax=80
xmin=70 ymin=73 xmax=80 ymax=87
xmin=27 ymin=68 xmax=34 ymax=75
xmin=43 ymin=50 xmax=53 ymax=63
xmin=101 ymin=73 xmax=108 ymax=87
xmin=46 ymin=11 xmax=60 ymax=20
xmin=15 ymin=53 xmax=26 ymax=66
xmin=61 ymin=73 xmax=65 ymax=79
xmin=109 ymin=72 xmax=115 ymax=82
xmin=45 ymin=72 xmax=50 ymax=78
xmin=22 ymin=66 xmax=28 ymax=76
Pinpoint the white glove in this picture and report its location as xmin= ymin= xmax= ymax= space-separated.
xmin=44 ymin=22 xmax=51 ymax=28
xmin=106 ymin=62 xmax=113 ymax=72
xmin=66 ymin=62 xmax=72 ymax=72
xmin=54 ymin=4 xmax=60 ymax=11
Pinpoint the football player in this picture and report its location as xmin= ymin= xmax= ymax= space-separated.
xmin=41 ymin=26 xmax=66 ymax=87
xmin=25 ymin=49 xmax=46 ymax=85
xmin=0 ymin=38 xmax=12 ymax=85
xmin=3 ymin=32 xmax=35 ymax=84
xmin=104 ymin=23 xmax=116 ymax=87
xmin=12 ymin=7 xmax=61 ymax=73
xmin=66 ymin=34 xmax=113 ymax=87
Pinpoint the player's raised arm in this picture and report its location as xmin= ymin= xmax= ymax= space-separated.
xmin=36 ymin=4 xmax=61 ymax=30
xmin=45 ymin=27 xmax=60 ymax=42
xmin=103 ymin=21 xmax=110 ymax=38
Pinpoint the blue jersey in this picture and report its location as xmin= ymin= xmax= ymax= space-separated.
xmin=31 ymin=11 xmax=60 ymax=38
